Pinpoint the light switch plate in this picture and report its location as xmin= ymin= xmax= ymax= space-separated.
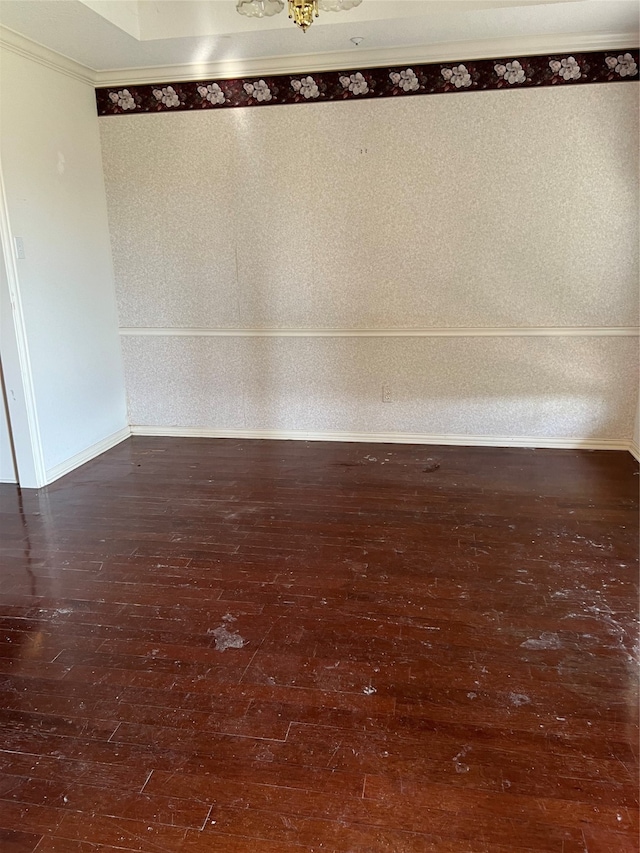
xmin=13 ymin=236 xmax=25 ymax=259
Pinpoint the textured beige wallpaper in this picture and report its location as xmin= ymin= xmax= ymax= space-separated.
xmin=100 ymin=84 xmax=639 ymax=440
xmin=101 ymin=85 xmax=639 ymax=330
xmin=121 ymin=335 xmax=638 ymax=439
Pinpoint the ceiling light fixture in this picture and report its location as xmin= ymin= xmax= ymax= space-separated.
xmin=236 ymin=0 xmax=362 ymax=33
xmin=289 ymin=1 xmax=318 ymax=32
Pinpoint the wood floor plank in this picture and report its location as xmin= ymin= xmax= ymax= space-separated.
xmin=0 ymin=437 xmax=637 ymax=851
xmin=0 ymin=828 xmax=42 ymax=853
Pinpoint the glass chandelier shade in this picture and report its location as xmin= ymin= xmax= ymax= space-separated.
xmin=319 ymin=0 xmax=362 ymax=10
xmin=235 ymin=0 xmax=284 ymax=18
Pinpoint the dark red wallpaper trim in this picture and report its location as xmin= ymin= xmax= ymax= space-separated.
xmin=96 ymin=50 xmax=639 ymax=116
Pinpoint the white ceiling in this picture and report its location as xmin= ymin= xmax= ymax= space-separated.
xmin=0 ymin=0 xmax=637 ymax=82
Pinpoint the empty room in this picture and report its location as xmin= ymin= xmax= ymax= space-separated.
xmin=0 ymin=0 xmax=638 ymax=851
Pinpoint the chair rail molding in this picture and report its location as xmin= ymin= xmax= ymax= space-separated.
xmin=118 ymin=327 xmax=640 ymax=338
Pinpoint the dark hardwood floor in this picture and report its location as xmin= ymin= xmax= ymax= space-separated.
xmin=0 ymin=437 xmax=638 ymax=852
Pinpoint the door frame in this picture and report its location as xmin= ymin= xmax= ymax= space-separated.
xmin=0 ymin=164 xmax=46 ymax=488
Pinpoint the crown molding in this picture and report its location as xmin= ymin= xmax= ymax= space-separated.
xmin=0 ymin=26 xmax=94 ymax=85
xmin=95 ymin=31 xmax=639 ymax=87
xmin=1 ymin=25 xmax=636 ymax=90
xmin=118 ymin=326 xmax=640 ymax=338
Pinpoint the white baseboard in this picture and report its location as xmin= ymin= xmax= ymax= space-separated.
xmin=130 ymin=425 xmax=633 ymax=454
xmin=0 ymin=477 xmax=18 ymax=484
xmin=45 ymin=426 xmax=131 ymax=486
xmin=629 ymin=440 xmax=640 ymax=462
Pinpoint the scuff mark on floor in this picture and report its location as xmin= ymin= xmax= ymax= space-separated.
xmin=521 ymin=632 xmax=562 ymax=650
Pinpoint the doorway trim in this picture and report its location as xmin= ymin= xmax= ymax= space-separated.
xmin=0 ymin=165 xmax=46 ymax=488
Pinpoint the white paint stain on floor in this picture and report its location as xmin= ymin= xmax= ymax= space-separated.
xmin=453 ymin=745 xmax=471 ymax=773
xmin=209 ymin=622 xmax=245 ymax=651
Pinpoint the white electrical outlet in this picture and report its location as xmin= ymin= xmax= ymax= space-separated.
xmin=382 ymin=383 xmax=391 ymax=403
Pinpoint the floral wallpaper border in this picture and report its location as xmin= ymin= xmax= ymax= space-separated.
xmin=96 ymin=49 xmax=638 ymax=116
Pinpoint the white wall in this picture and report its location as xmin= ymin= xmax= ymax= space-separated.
xmin=101 ymin=83 xmax=639 ymax=447
xmin=0 ymin=364 xmax=16 ymax=483
xmin=0 ymin=48 xmax=128 ymax=482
